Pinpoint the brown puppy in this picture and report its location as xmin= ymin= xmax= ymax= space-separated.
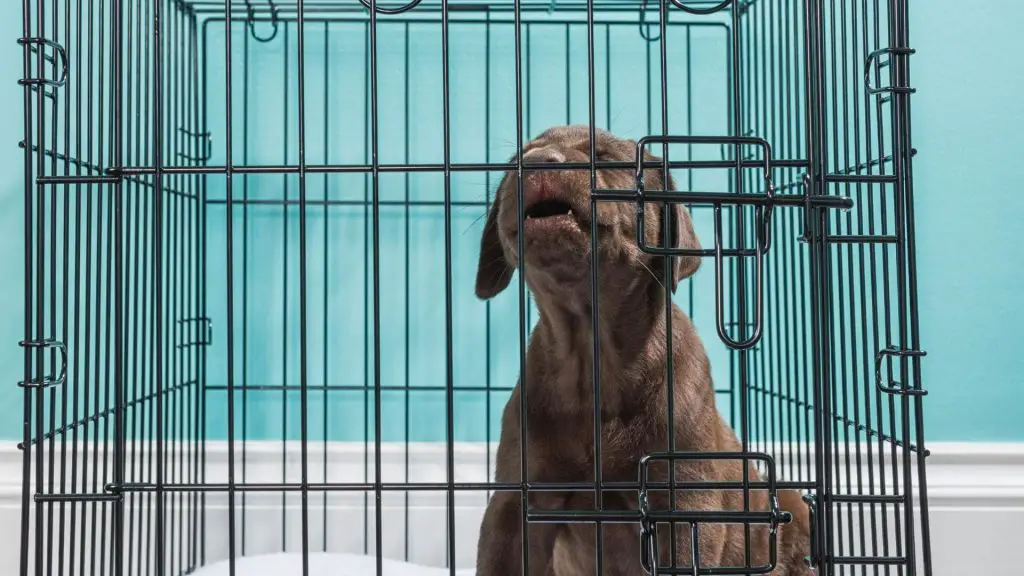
xmin=472 ymin=125 xmax=810 ymax=576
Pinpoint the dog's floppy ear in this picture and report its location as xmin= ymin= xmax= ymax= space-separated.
xmin=666 ymin=178 xmax=702 ymax=290
xmin=645 ymin=150 xmax=702 ymax=292
xmin=475 ymin=176 xmax=514 ymax=300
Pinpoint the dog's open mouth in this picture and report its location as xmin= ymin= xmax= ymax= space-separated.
xmin=522 ymin=199 xmax=583 ymax=235
xmin=525 ymin=199 xmax=574 ymax=221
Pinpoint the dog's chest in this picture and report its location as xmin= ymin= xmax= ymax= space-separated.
xmin=537 ymin=360 xmax=640 ymax=418
xmin=528 ymin=406 xmax=651 ymax=482
xmin=525 ymin=355 xmax=663 ymax=481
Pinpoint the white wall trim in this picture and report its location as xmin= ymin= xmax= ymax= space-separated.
xmin=1 ymin=441 xmax=1021 ymax=575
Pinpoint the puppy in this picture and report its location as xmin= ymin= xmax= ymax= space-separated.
xmin=472 ymin=125 xmax=810 ymax=575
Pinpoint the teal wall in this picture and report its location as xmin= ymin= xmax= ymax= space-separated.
xmin=1 ymin=1 xmax=1020 ymax=444
xmin=909 ymin=2 xmax=1024 ymax=440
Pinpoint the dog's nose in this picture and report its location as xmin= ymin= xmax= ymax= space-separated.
xmin=522 ymin=146 xmax=566 ymax=163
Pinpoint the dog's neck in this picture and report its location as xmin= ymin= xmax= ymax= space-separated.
xmin=538 ymin=284 xmax=665 ymax=355
xmin=528 ymin=275 xmax=673 ymax=408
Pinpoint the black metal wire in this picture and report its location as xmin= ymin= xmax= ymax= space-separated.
xmin=668 ymin=0 xmax=733 ymax=16
xmin=584 ymin=0 xmax=604 ymax=571
xmin=223 ymin=0 xmax=240 ymax=573
xmin=296 ymin=2 xmax=312 ymax=574
xmin=239 ymin=11 xmax=251 ymax=561
xmin=440 ymin=1 xmax=457 ymax=574
xmin=514 ymin=0 xmax=531 ymax=573
xmin=655 ymin=0 xmax=679 ymax=568
xmin=16 ymin=1 xmax=930 ymax=575
xmin=367 ymin=4 xmax=385 ymax=576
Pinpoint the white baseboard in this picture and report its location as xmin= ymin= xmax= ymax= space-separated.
xmin=0 ymin=441 xmax=1020 ymax=575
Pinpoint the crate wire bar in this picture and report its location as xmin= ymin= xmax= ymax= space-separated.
xmin=16 ymin=1 xmax=930 ymax=575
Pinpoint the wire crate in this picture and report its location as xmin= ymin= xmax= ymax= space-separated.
xmin=16 ymin=0 xmax=930 ymax=575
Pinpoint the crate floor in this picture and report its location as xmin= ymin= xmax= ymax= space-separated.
xmin=190 ymin=552 xmax=476 ymax=576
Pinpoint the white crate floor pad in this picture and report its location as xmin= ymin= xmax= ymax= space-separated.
xmin=190 ymin=552 xmax=475 ymax=576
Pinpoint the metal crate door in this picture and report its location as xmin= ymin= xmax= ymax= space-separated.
xmin=17 ymin=2 xmax=209 ymax=576
xmin=804 ymin=0 xmax=932 ymax=574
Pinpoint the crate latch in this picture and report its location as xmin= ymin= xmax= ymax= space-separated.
xmin=875 ymin=346 xmax=927 ymax=396
xmin=18 ymin=338 xmax=68 ymax=389
xmin=865 ymin=47 xmax=915 ymax=95
xmin=637 ymin=451 xmax=792 ymax=575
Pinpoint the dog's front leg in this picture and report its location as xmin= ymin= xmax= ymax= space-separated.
xmin=476 ymin=490 xmax=560 ymax=576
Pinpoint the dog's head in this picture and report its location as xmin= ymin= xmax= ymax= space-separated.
xmin=474 ymin=125 xmax=701 ymax=303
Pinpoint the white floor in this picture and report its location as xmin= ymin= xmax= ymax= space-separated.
xmin=2 ymin=441 xmax=1021 ymax=575
xmin=191 ymin=552 xmax=476 ymax=576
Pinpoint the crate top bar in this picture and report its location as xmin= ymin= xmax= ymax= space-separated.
xmin=176 ymin=0 xmax=744 ymax=15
